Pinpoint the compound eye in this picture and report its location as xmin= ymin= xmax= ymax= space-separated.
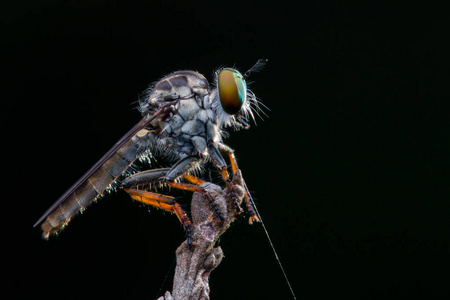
xmin=218 ymin=69 xmax=246 ymax=115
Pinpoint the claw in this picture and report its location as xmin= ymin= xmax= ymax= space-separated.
xmin=248 ymin=215 xmax=260 ymax=225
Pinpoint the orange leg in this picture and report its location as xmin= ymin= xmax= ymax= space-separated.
xmin=123 ymin=187 xmax=193 ymax=243
xmin=167 ymin=179 xmax=225 ymax=221
xmin=183 ymin=174 xmax=206 ymax=185
xmin=183 ymin=173 xmax=248 ymax=221
xmin=219 ymin=144 xmax=260 ymax=224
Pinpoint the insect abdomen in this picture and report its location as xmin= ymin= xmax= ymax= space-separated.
xmin=40 ymin=134 xmax=149 ymax=238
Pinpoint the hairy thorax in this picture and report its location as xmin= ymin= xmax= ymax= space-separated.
xmin=141 ymin=71 xmax=222 ymax=159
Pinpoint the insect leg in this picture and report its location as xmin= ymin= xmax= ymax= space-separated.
xmin=182 ymin=173 xmax=244 ymax=218
xmin=122 ymin=168 xmax=170 ymax=188
xmin=122 ymin=168 xmax=193 ymax=243
xmin=208 ymin=143 xmax=230 ymax=182
xmin=208 ymin=143 xmax=245 ymax=215
xmin=218 ymin=143 xmax=260 ymax=224
xmin=166 ymin=156 xmax=225 ymax=221
xmin=123 ymin=188 xmax=176 ymax=212
xmin=183 ymin=174 xmax=206 ymax=185
xmin=217 ymin=143 xmax=238 ymax=174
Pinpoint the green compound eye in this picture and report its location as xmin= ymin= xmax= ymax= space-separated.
xmin=218 ymin=68 xmax=247 ymax=115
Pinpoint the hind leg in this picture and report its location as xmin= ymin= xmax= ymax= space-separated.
xmin=122 ymin=168 xmax=194 ymax=243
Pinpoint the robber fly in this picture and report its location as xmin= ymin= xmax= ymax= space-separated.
xmin=34 ymin=59 xmax=268 ymax=241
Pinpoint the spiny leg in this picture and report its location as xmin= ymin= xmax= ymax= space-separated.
xmin=165 ymin=156 xmax=226 ymax=221
xmin=208 ymin=143 xmax=244 ymax=216
xmin=167 ymin=180 xmax=225 ymax=221
xmin=123 ymin=187 xmax=193 ymax=244
xmin=122 ymin=168 xmax=194 ymax=243
xmin=218 ymin=143 xmax=260 ymax=224
xmin=182 ymin=174 xmax=227 ymax=220
xmin=122 ymin=168 xmax=170 ymax=187
xmin=183 ymin=174 xmax=206 ymax=185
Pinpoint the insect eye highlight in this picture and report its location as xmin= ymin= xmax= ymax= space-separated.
xmin=218 ymin=69 xmax=246 ymax=115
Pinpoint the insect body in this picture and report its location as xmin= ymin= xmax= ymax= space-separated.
xmin=34 ymin=60 xmax=267 ymax=240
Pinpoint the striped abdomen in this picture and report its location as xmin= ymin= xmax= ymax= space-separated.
xmin=39 ymin=132 xmax=152 ymax=238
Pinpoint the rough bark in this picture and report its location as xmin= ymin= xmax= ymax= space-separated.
xmin=157 ymin=170 xmax=246 ymax=300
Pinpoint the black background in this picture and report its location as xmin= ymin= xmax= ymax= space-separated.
xmin=3 ymin=1 xmax=449 ymax=299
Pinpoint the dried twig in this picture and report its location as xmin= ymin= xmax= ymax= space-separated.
xmin=157 ymin=170 xmax=246 ymax=300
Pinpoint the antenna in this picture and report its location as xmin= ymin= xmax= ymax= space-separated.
xmin=244 ymin=58 xmax=268 ymax=78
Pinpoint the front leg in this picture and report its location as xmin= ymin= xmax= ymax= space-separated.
xmin=218 ymin=143 xmax=260 ymax=224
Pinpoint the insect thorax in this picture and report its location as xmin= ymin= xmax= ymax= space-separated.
xmin=140 ymin=71 xmax=222 ymax=159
